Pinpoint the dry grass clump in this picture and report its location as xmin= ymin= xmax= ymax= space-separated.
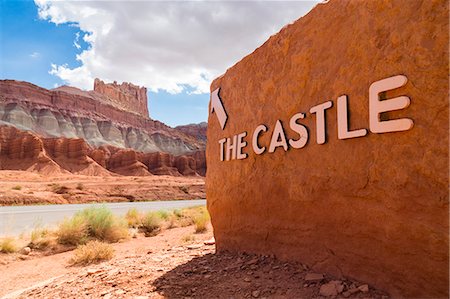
xmin=76 ymin=183 xmax=84 ymax=190
xmin=57 ymin=215 xmax=89 ymax=246
xmin=29 ymin=226 xmax=54 ymax=250
xmin=0 ymin=237 xmax=17 ymax=253
xmin=57 ymin=206 xmax=128 ymax=246
xmin=69 ymin=240 xmax=114 ymax=266
xmin=51 ymin=184 xmax=70 ymax=194
xmin=77 ymin=206 xmax=128 ymax=242
xmin=140 ymin=211 xmax=162 ymax=237
xmin=125 ymin=208 xmax=141 ymax=228
xmin=12 ymin=185 xmax=22 ymax=190
xmin=178 ymin=206 xmax=210 ymax=233
xmin=181 ymin=234 xmax=196 ymax=243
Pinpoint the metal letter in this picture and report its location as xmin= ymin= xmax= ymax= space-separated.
xmin=369 ymin=75 xmax=413 ymax=133
xmin=289 ymin=113 xmax=308 ymax=149
xmin=218 ymin=138 xmax=226 ymax=161
xmin=236 ymin=132 xmax=248 ymax=160
xmin=337 ymin=95 xmax=367 ymax=139
xmin=225 ymin=135 xmax=237 ymax=161
xmin=268 ymin=120 xmax=288 ymax=153
xmin=309 ymin=100 xmax=333 ymax=144
xmin=252 ymin=125 xmax=267 ymax=155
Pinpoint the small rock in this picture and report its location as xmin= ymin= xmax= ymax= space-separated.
xmin=21 ymin=247 xmax=31 ymax=255
xmin=204 ymin=238 xmax=215 ymax=245
xmin=87 ymin=268 xmax=103 ymax=275
xmin=18 ymin=255 xmax=30 ymax=260
xmin=251 ymin=290 xmax=261 ymax=298
xmin=305 ymin=273 xmax=324 ymax=282
xmin=244 ymin=277 xmax=251 ymax=282
xmin=320 ymin=282 xmax=338 ymax=297
xmin=358 ymin=284 xmax=369 ymax=293
xmin=342 ymin=288 xmax=360 ymax=297
xmin=186 ymin=244 xmax=203 ymax=250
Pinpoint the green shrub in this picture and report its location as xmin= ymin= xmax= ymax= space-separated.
xmin=125 ymin=208 xmax=141 ymax=228
xmin=157 ymin=210 xmax=169 ymax=220
xmin=69 ymin=240 xmax=114 ymax=266
xmin=75 ymin=206 xmax=128 ymax=242
xmin=140 ymin=211 xmax=162 ymax=237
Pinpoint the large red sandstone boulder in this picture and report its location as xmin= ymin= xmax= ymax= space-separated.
xmin=107 ymin=149 xmax=151 ymax=176
xmin=0 ymin=126 xmax=66 ymax=174
xmin=207 ymin=0 xmax=448 ymax=298
xmin=43 ymin=138 xmax=110 ymax=176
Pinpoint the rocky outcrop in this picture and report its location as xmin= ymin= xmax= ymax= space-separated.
xmin=93 ymin=78 xmax=149 ymax=118
xmin=0 ymin=126 xmax=68 ymax=175
xmin=43 ymin=138 xmax=110 ymax=176
xmin=0 ymin=79 xmax=205 ymax=155
xmin=207 ymin=0 xmax=448 ymax=298
xmin=0 ymin=125 xmax=205 ymax=177
xmin=175 ymin=122 xmax=207 ymax=142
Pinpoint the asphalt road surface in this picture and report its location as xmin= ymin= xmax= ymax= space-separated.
xmin=0 ymin=199 xmax=206 ymax=236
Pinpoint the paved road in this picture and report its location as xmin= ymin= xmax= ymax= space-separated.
xmin=0 ymin=199 xmax=206 ymax=236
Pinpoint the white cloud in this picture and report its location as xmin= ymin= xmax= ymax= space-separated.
xmin=29 ymin=52 xmax=40 ymax=58
xmin=35 ymin=0 xmax=319 ymax=93
xmin=73 ymin=32 xmax=81 ymax=49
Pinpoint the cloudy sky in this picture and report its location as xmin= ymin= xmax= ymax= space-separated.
xmin=1 ymin=0 xmax=318 ymax=126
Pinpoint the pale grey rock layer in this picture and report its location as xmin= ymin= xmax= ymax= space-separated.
xmin=0 ymin=103 xmax=196 ymax=156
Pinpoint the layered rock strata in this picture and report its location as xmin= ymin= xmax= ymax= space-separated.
xmin=0 ymin=80 xmax=205 ymax=155
xmin=0 ymin=126 xmax=205 ymax=176
xmin=207 ymin=0 xmax=448 ymax=298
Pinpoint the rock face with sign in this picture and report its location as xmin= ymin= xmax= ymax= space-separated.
xmin=206 ymin=0 xmax=448 ymax=297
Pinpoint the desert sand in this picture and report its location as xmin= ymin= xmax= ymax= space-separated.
xmin=0 ymin=225 xmax=388 ymax=299
xmin=0 ymin=170 xmax=205 ymax=206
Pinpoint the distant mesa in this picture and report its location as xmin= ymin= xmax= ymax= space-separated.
xmin=0 ymin=78 xmax=206 ymax=176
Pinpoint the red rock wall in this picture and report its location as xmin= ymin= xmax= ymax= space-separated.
xmin=0 ymin=80 xmax=202 ymax=147
xmin=206 ymin=0 xmax=448 ymax=298
xmin=0 ymin=125 xmax=206 ymax=177
xmin=93 ymin=78 xmax=149 ymax=118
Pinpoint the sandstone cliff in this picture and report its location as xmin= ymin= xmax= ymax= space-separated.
xmin=175 ymin=122 xmax=207 ymax=142
xmin=0 ymin=125 xmax=206 ymax=176
xmin=0 ymin=79 xmax=205 ymax=156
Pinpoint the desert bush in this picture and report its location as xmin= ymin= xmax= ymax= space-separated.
xmin=140 ymin=211 xmax=162 ymax=237
xmin=0 ymin=237 xmax=17 ymax=253
xmin=29 ymin=226 xmax=53 ymax=250
xmin=12 ymin=185 xmax=22 ymax=190
xmin=179 ymin=185 xmax=189 ymax=194
xmin=57 ymin=215 xmax=88 ymax=246
xmin=51 ymin=184 xmax=70 ymax=194
xmin=157 ymin=210 xmax=169 ymax=220
xmin=193 ymin=212 xmax=210 ymax=233
xmin=125 ymin=208 xmax=141 ymax=228
xmin=76 ymin=183 xmax=84 ymax=190
xmin=69 ymin=240 xmax=114 ymax=266
xmin=75 ymin=206 xmax=128 ymax=242
xmin=181 ymin=234 xmax=196 ymax=243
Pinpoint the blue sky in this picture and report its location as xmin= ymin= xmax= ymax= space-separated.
xmin=0 ymin=0 xmax=316 ymax=127
xmin=0 ymin=0 xmax=209 ymax=127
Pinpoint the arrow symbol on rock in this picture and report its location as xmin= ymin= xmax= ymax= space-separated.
xmin=210 ymin=88 xmax=228 ymax=130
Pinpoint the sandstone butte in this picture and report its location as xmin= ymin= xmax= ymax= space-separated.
xmin=0 ymin=79 xmax=206 ymax=177
xmin=206 ymin=0 xmax=448 ymax=298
